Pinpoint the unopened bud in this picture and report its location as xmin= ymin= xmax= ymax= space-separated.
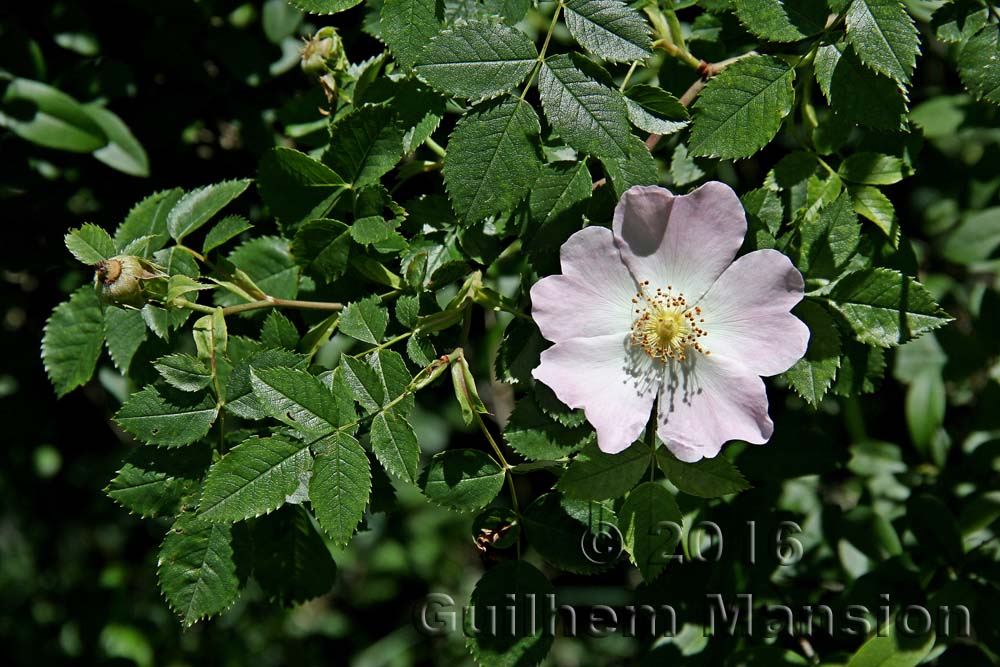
xmin=94 ymin=255 xmax=167 ymax=308
xmin=300 ymin=27 xmax=347 ymax=77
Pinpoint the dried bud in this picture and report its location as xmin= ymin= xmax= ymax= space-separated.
xmin=94 ymin=255 xmax=167 ymax=308
xmin=300 ymin=27 xmax=347 ymax=77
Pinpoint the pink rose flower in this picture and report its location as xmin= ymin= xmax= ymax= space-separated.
xmin=530 ymin=183 xmax=809 ymax=461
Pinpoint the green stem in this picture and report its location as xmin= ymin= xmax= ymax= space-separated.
xmin=646 ymin=6 xmax=701 ymax=70
xmin=176 ymin=244 xmax=209 ymax=264
xmin=664 ymin=10 xmax=691 ymax=60
xmin=176 ymin=296 xmax=344 ymax=317
xmin=619 ymin=60 xmax=640 ymax=92
xmin=173 ymin=298 xmax=216 ymax=314
xmin=424 ymin=136 xmax=446 ymax=158
xmin=520 ymin=3 xmax=563 ymax=100
xmin=349 ymin=331 xmax=413 ymax=359
xmin=474 ymin=409 xmax=521 ymax=555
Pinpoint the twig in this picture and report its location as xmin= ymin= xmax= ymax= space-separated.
xmin=175 ymin=296 xmax=343 ymax=317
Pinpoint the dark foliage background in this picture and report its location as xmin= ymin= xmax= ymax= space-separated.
xmin=2 ymin=1 xmax=999 ymax=666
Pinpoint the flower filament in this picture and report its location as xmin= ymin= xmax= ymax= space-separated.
xmin=630 ymin=281 xmax=709 ymax=362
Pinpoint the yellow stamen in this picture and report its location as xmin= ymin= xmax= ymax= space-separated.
xmin=630 ymin=283 xmax=709 ymax=362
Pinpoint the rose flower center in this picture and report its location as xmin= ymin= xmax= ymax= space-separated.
xmin=630 ymin=281 xmax=710 ymax=362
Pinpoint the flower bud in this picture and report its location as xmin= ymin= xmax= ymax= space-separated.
xmin=300 ymin=27 xmax=347 ymax=77
xmin=94 ymin=255 xmax=167 ymax=308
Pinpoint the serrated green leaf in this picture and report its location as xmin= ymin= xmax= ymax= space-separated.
xmin=0 ymin=77 xmax=106 ymax=152
xmin=202 ymin=215 xmax=253 ymax=254
xmin=535 ymin=383 xmax=588 ymax=428
xmin=370 ymin=410 xmax=420 ymax=483
xmin=192 ymin=309 xmax=227 ymax=367
xmin=620 ymin=481 xmax=682 ymax=582
xmin=395 ymin=294 xmax=420 ymax=328
xmin=325 ymin=365 xmax=361 ymax=428
xmin=219 ymin=236 xmax=299 ymax=305
xmin=539 ymin=54 xmax=632 ymax=159
xmin=291 ymin=219 xmax=352 ymax=282
xmin=369 ymin=349 xmax=413 ymax=409
xmin=932 ymin=0 xmax=989 ymax=43
xmin=669 ymin=142 xmax=704 ymax=187
xmin=166 ymin=275 xmax=214 ymax=303
xmin=248 ymin=505 xmax=337 ymax=606
xmin=414 ymin=21 xmax=537 ymax=100
xmin=814 ymin=41 xmax=908 ymax=131
xmin=339 ymin=296 xmax=388 ymax=344
xmin=154 ymin=353 xmax=213 ymax=392
xmin=529 ymin=161 xmax=592 ymax=225
xmin=287 ymin=0 xmax=362 ymax=14
xmin=106 ymin=444 xmax=211 ymax=518
xmin=839 ymin=152 xmax=909 ymax=185
xmin=142 ymin=304 xmax=192 ymax=340
xmin=420 ymin=449 xmax=504 ymax=511
xmin=556 ymin=441 xmax=650 ymax=500
xmin=601 ymin=134 xmax=657 ymax=197
xmin=309 ymin=431 xmax=371 ymax=545
xmin=827 ymin=268 xmax=952 ymax=347
xmin=157 ymin=513 xmax=239 ymax=626
xmin=522 ymin=493 xmax=619 ymax=574
xmin=251 ymin=367 xmax=340 ymax=433
xmin=656 ymin=449 xmax=750 ymax=497
xmin=798 ymin=191 xmax=861 ymax=277
xmin=504 ymin=394 xmax=592 ymax=460
xmin=42 ymin=286 xmax=105 ymax=397
xmin=340 ymin=355 xmax=386 ymax=412
xmin=742 ymin=186 xmax=784 ymax=236
xmin=833 ymin=338 xmax=886 ymax=396
xmin=114 ymin=188 xmax=184 ymax=255
xmin=381 ymin=0 xmax=443 ymax=69
xmin=624 ymin=84 xmax=689 ymax=135
xmin=167 ymin=179 xmax=250 ymax=242
xmin=732 ymin=0 xmax=827 ymax=42
xmin=349 ymin=215 xmax=399 ymax=245
xmin=323 ymin=104 xmax=405 ymax=187
xmin=226 ymin=348 xmax=309 ymax=419
xmin=562 ymin=0 xmax=652 ymax=62
xmin=115 ymin=386 xmax=218 ymax=447
xmin=155 ymin=246 xmax=200 ymax=278
xmin=958 ymin=24 xmax=1000 ymax=105
xmin=849 ymin=184 xmax=898 ymax=243
xmin=199 ymin=436 xmax=313 ymax=522
xmin=104 ymin=306 xmax=147 ymax=373
xmin=65 ymin=223 xmax=116 ymax=265
xmin=784 ymin=301 xmax=842 ymax=406
xmin=465 ymin=561 xmax=555 ymax=667
xmin=845 ymin=614 xmax=934 ymax=667
xmin=845 ymin=0 xmax=920 ymax=86
xmin=689 ymin=55 xmax=795 ymax=159
xmin=443 ymin=96 xmax=542 ymax=223
xmin=407 ymin=332 xmax=437 ymax=366
xmin=257 ymin=147 xmax=346 ymax=229
xmin=260 ymin=311 xmax=299 ymax=350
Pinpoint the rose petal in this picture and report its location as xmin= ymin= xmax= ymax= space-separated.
xmin=613 ymin=183 xmax=747 ymax=303
xmin=696 ymin=249 xmax=809 ymax=377
xmin=530 ymin=226 xmax=638 ymax=344
xmin=657 ymin=354 xmax=772 ymax=461
xmin=533 ymin=333 xmax=658 ymax=454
